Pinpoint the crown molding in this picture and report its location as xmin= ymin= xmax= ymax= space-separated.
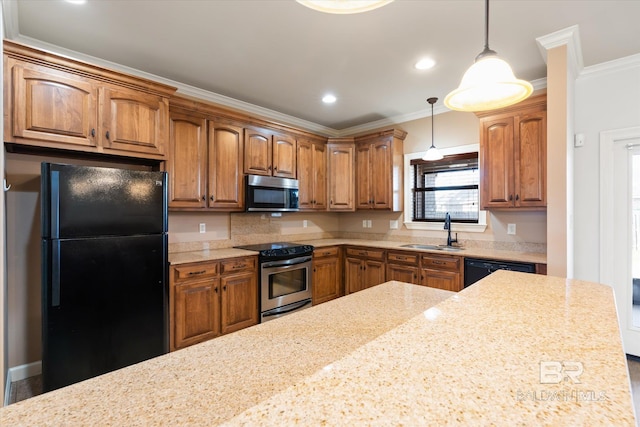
xmin=579 ymin=52 xmax=640 ymax=79
xmin=2 ymin=0 xmax=19 ymax=39
xmin=536 ymin=25 xmax=583 ymax=79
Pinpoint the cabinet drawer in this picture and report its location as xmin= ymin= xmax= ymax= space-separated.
xmin=345 ymin=247 xmax=385 ymax=260
xmin=313 ymin=246 xmax=340 ymax=259
xmin=221 ymin=256 xmax=257 ymax=275
xmin=387 ymin=251 xmax=419 ymax=265
xmin=421 ymin=255 xmax=460 ymax=271
xmin=174 ymin=262 xmax=219 ymax=281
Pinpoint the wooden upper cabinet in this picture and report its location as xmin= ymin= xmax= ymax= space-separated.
xmin=10 ymin=63 xmax=98 ymax=148
xmin=208 ymin=122 xmax=244 ymax=210
xmin=354 ymin=129 xmax=406 ymax=211
xmin=3 ymin=40 xmax=176 ymax=160
xmin=100 ymin=86 xmax=168 ymax=156
xmin=244 ymin=128 xmax=272 ymax=176
xmin=243 ymin=128 xmax=296 ymax=178
xmin=327 ymin=140 xmax=355 ymax=211
xmin=477 ymin=93 xmax=547 ymax=209
xmin=272 ymin=133 xmax=297 ymax=178
xmin=297 ymin=138 xmax=327 ymax=211
xmin=167 ymin=111 xmax=207 ymax=208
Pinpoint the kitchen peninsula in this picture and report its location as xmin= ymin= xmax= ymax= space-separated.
xmin=0 ymin=272 xmax=635 ymax=426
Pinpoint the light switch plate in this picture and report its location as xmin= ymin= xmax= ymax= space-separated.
xmin=367 ymin=220 xmax=372 ymax=228
xmin=362 ymin=220 xmax=367 ymax=228
xmin=507 ymin=223 xmax=516 ymax=235
xmin=303 ymin=220 xmax=308 ymax=228
xmin=199 ymin=223 xmax=206 ymax=233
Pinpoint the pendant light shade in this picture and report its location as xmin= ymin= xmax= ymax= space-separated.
xmin=444 ymin=0 xmax=532 ymax=112
xmin=296 ymin=0 xmax=393 ymax=14
xmin=422 ymin=97 xmax=443 ymax=161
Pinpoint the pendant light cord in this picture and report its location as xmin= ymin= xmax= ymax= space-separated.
xmin=476 ymin=0 xmax=496 ymax=60
xmin=431 ymin=102 xmax=435 ymax=149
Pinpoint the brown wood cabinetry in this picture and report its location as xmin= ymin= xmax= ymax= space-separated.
xmin=170 ymin=256 xmax=258 ymax=351
xmin=477 ymin=94 xmax=547 ymax=209
xmin=312 ymin=246 xmax=343 ymax=305
xmin=344 ymin=246 xmax=386 ymax=294
xmin=244 ymin=128 xmax=296 ymax=178
xmin=420 ymin=253 xmax=463 ymax=292
xmin=297 ymin=139 xmax=327 ymax=210
xmin=167 ymin=107 xmax=244 ymax=211
xmin=386 ymin=251 xmax=420 ymax=285
xmin=354 ymin=129 xmax=406 ymax=211
xmin=327 ymin=139 xmax=356 ymax=211
xmin=4 ymin=41 xmax=174 ymax=161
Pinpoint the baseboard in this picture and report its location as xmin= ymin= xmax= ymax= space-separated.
xmin=3 ymin=361 xmax=42 ymax=407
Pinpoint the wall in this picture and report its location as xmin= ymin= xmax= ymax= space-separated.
xmin=574 ymin=54 xmax=640 ymax=282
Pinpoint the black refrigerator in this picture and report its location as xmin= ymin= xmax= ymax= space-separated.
xmin=41 ymin=163 xmax=169 ymax=392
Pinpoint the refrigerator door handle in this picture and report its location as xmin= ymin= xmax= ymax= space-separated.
xmin=52 ymin=240 xmax=61 ymax=307
xmin=50 ymin=170 xmax=60 ymax=239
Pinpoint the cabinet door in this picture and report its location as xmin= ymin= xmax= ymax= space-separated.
xmin=244 ymin=128 xmax=272 ymax=176
xmin=11 ymin=63 xmax=97 ymax=147
xmin=386 ymin=264 xmax=420 ymax=285
xmin=481 ymin=117 xmax=515 ymax=208
xmin=168 ymin=111 xmax=207 ymax=208
xmin=208 ymin=122 xmax=244 ymax=210
xmin=421 ymin=268 xmax=461 ymax=292
xmin=312 ymin=142 xmax=327 ymax=210
xmin=220 ymin=271 xmax=258 ymax=335
xmin=173 ymin=278 xmax=220 ymax=350
xmin=100 ymin=86 xmax=168 ymax=156
xmin=273 ymin=133 xmax=296 ymax=178
xmin=312 ymin=256 xmax=341 ymax=305
xmin=297 ymin=140 xmax=315 ymax=210
xmin=356 ymin=143 xmax=373 ymax=210
xmin=363 ymin=259 xmax=385 ymax=289
xmin=328 ymin=143 xmax=355 ymax=211
xmin=371 ymin=139 xmax=391 ymax=209
xmin=345 ymin=257 xmax=363 ymax=294
xmin=515 ymin=111 xmax=546 ymax=207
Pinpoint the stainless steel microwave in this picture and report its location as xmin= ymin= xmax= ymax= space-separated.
xmin=245 ymin=175 xmax=299 ymax=212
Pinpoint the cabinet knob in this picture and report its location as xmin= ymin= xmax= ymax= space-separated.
xmin=508 ymin=194 xmax=513 ymax=201
xmin=90 ymin=128 xmax=95 ymax=137
xmin=210 ymin=195 xmax=215 ymax=201
xmin=223 ymin=285 xmax=227 ymax=291
xmin=202 ymin=195 xmax=206 ymax=201
xmin=105 ymin=130 xmax=110 ymax=140
xmin=268 ymin=165 xmax=272 ymax=171
xmin=515 ymin=194 xmax=520 ymax=201
xmin=214 ymin=287 xmax=218 ymax=293
xmin=274 ymin=166 xmax=278 ymax=171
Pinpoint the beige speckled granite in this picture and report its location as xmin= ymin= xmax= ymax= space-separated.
xmin=0 ymin=282 xmax=452 ymax=426
xmin=225 ymin=271 xmax=636 ymax=426
xmin=168 ymin=238 xmax=546 ymax=265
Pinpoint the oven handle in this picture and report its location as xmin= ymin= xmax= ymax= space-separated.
xmin=261 ymin=256 xmax=312 ymax=269
xmin=262 ymin=299 xmax=312 ymax=318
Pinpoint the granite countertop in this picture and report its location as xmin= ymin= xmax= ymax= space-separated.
xmin=1 ymin=272 xmax=635 ymax=426
xmin=168 ymin=238 xmax=547 ymax=265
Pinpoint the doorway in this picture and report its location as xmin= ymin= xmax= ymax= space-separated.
xmin=600 ymin=127 xmax=640 ymax=357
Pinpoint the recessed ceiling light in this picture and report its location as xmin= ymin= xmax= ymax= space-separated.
xmin=65 ymin=0 xmax=87 ymax=4
xmin=415 ymin=58 xmax=436 ymax=70
xmin=322 ymin=94 xmax=337 ymax=104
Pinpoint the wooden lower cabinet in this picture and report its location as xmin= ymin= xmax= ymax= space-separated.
xmin=312 ymin=246 xmax=343 ymax=305
xmin=386 ymin=251 xmax=420 ymax=285
xmin=344 ymin=247 xmax=386 ymax=294
xmin=420 ymin=253 xmax=463 ymax=292
xmin=170 ymin=256 xmax=258 ymax=351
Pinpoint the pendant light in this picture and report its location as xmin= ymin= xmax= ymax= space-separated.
xmin=444 ymin=0 xmax=532 ymax=112
xmin=296 ymin=0 xmax=393 ymax=14
xmin=423 ymin=97 xmax=443 ymax=161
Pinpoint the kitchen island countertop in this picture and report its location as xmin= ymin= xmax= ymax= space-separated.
xmin=1 ymin=272 xmax=634 ymax=426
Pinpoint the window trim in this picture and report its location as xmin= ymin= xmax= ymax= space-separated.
xmin=404 ymin=144 xmax=487 ymax=232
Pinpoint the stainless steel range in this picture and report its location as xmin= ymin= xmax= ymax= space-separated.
xmin=235 ymin=242 xmax=314 ymax=322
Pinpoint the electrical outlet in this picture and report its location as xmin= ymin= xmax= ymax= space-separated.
xmin=303 ymin=220 xmax=308 ymax=228
xmin=507 ymin=223 xmax=516 ymax=235
xmin=390 ymin=220 xmax=399 ymax=230
xmin=199 ymin=223 xmax=206 ymax=233
xmin=362 ymin=220 xmax=367 ymax=228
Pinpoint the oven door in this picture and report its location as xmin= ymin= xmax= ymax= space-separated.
xmin=260 ymin=255 xmax=312 ymax=313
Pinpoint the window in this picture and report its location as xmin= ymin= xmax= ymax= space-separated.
xmin=410 ymin=152 xmax=479 ymax=223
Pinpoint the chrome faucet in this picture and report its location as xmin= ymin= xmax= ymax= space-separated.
xmin=444 ymin=212 xmax=458 ymax=247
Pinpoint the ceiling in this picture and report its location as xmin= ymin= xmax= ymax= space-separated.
xmin=4 ymin=0 xmax=640 ymax=135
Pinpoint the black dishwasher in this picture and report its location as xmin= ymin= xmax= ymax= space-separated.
xmin=464 ymin=258 xmax=535 ymax=288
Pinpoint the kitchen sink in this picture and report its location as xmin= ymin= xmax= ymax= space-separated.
xmin=399 ymin=244 xmax=462 ymax=252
